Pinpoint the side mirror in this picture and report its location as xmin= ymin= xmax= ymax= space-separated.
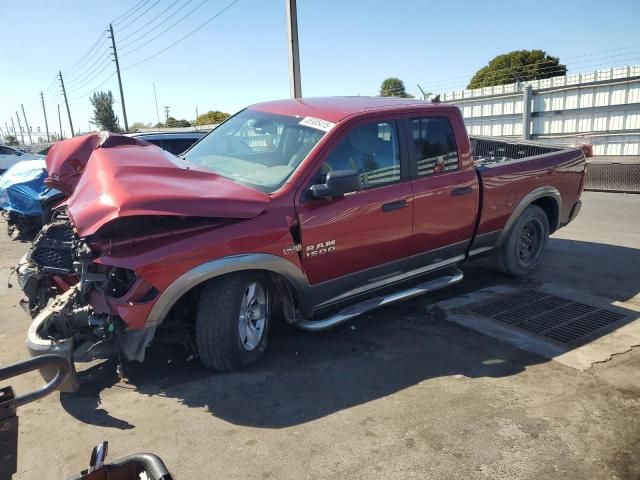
xmin=310 ymin=170 xmax=361 ymax=199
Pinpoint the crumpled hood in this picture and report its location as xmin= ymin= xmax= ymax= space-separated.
xmin=47 ymin=133 xmax=271 ymax=237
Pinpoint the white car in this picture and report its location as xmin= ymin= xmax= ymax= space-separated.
xmin=0 ymin=145 xmax=44 ymax=172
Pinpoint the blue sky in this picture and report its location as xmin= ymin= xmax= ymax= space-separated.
xmin=1 ymin=0 xmax=639 ymax=138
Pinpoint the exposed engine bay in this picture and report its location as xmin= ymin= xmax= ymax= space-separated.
xmin=18 ymin=214 xmax=77 ymax=316
xmin=18 ymin=213 xmax=124 ymax=364
xmin=19 ymin=209 xmax=205 ymax=392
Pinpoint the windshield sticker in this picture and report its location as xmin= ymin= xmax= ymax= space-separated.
xmin=299 ymin=116 xmax=335 ymax=132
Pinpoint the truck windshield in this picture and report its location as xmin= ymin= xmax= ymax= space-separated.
xmin=184 ymin=109 xmax=327 ymax=192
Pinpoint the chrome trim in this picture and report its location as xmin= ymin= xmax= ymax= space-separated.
xmin=496 ymin=186 xmax=561 ymax=247
xmin=145 ymin=253 xmax=309 ymax=327
xmin=297 ymin=268 xmax=464 ymax=331
xmin=468 ymin=246 xmax=494 ymax=256
xmin=313 ymin=254 xmax=465 ymax=310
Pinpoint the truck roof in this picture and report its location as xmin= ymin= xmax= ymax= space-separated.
xmin=250 ymin=96 xmax=448 ymax=123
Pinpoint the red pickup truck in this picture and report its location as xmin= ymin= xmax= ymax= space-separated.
xmin=20 ymin=97 xmax=586 ymax=386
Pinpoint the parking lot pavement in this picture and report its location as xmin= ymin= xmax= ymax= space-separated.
xmin=0 ymin=191 xmax=638 ymax=480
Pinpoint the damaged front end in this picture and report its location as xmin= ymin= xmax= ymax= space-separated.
xmin=17 ymin=214 xmax=77 ymax=316
xmin=23 ymin=216 xmax=157 ymax=393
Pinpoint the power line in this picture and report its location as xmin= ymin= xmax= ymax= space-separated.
xmin=62 ymin=32 xmax=109 ymax=74
xmin=112 ymin=0 xmax=154 ymax=25
xmin=44 ymin=75 xmax=59 ymax=94
xmin=424 ymin=47 xmax=640 ymax=89
xmin=119 ymin=0 xmax=191 ymax=44
xmin=116 ymin=0 xmax=163 ymax=32
xmin=123 ymin=0 xmax=240 ymax=70
xmin=428 ymin=54 xmax=640 ymax=92
xmin=119 ymin=0 xmax=212 ymax=57
xmin=65 ymin=50 xmax=112 ymax=87
xmin=66 ymin=58 xmax=114 ymax=94
xmin=433 ymin=56 xmax=640 ymax=93
xmin=69 ymin=72 xmax=117 ymax=102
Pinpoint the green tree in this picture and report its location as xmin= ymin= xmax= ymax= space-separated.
xmin=130 ymin=121 xmax=152 ymax=131
xmin=164 ymin=117 xmax=191 ymax=128
xmin=468 ymin=50 xmax=566 ymax=89
xmin=380 ymin=77 xmax=413 ymax=98
xmin=89 ymin=91 xmax=121 ymax=132
xmin=4 ymin=134 xmax=19 ymax=146
xmin=195 ymin=110 xmax=230 ymax=125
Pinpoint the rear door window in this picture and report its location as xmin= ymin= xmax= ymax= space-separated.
xmin=409 ymin=117 xmax=459 ymax=176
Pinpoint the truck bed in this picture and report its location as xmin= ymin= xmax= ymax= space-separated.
xmin=469 ymin=136 xmax=587 ymax=253
xmin=471 ymin=136 xmax=567 ymax=167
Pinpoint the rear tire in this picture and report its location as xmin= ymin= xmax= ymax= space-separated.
xmin=494 ymin=205 xmax=549 ymax=277
xmin=196 ymin=272 xmax=271 ymax=371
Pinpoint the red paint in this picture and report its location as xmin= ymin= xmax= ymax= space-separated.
xmin=48 ymin=98 xmax=585 ymax=329
xmin=51 ymin=134 xmax=271 ymax=237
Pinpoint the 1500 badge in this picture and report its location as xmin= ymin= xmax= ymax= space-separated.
xmin=282 ymin=240 xmax=337 ymax=257
xmin=305 ymin=240 xmax=336 ymax=257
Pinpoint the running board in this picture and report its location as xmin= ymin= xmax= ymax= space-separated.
xmin=296 ymin=268 xmax=464 ymax=332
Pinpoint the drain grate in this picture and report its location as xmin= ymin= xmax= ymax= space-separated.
xmin=472 ymin=290 xmax=628 ymax=345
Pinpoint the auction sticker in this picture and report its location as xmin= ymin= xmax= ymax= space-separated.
xmin=299 ymin=116 xmax=335 ymax=132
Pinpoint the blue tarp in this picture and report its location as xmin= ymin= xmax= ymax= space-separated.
xmin=0 ymin=160 xmax=48 ymax=216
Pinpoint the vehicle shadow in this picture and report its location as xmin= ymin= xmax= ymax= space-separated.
xmin=533 ymin=238 xmax=640 ymax=305
xmin=59 ymin=237 xmax=640 ymax=430
xmin=60 ymin=291 xmax=546 ymax=429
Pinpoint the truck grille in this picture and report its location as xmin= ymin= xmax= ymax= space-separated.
xmin=30 ymin=221 xmax=76 ymax=273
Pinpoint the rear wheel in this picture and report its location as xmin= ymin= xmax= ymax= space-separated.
xmin=495 ymin=205 xmax=549 ymax=276
xmin=196 ymin=272 xmax=271 ymax=371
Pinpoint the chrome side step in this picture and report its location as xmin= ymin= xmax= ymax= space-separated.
xmin=296 ymin=268 xmax=464 ymax=332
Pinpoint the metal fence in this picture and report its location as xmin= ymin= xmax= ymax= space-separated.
xmin=442 ymin=65 xmax=640 ymax=156
xmin=585 ymin=157 xmax=640 ymax=193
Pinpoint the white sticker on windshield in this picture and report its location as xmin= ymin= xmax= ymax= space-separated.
xmin=299 ymin=116 xmax=335 ymax=132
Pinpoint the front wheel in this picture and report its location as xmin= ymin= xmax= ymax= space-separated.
xmin=196 ymin=272 xmax=271 ymax=371
xmin=494 ymin=204 xmax=549 ymax=276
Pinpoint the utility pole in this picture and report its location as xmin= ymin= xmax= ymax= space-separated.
xmin=21 ymin=104 xmax=33 ymax=144
xmin=153 ymin=83 xmax=160 ymax=125
xmin=15 ymin=113 xmax=25 ymax=145
xmin=163 ymin=106 xmax=170 ymax=122
xmin=40 ymin=91 xmax=51 ymax=142
xmin=285 ymin=0 xmax=302 ymax=99
xmin=57 ymin=104 xmax=64 ymax=139
xmin=11 ymin=117 xmax=20 ymax=144
xmin=109 ymin=23 xmax=129 ymax=132
xmin=58 ymin=71 xmax=74 ymax=137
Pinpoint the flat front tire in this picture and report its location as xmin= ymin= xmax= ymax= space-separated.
xmin=495 ymin=204 xmax=549 ymax=277
xmin=196 ymin=272 xmax=271 ymax=371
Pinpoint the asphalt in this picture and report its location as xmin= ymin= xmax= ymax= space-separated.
xmin=0 ymin=191 xmax=638 ymax=480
